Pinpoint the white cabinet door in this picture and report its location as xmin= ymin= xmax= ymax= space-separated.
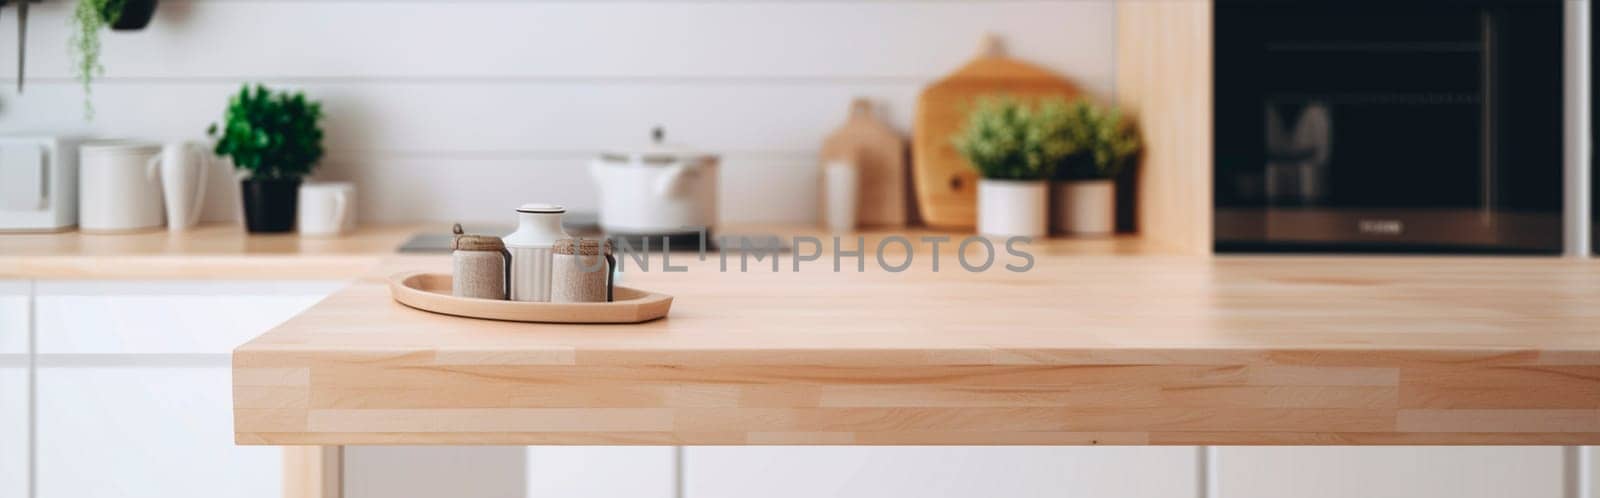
xmin=1 ymin=366 xmax=26 ymax=498
xmin=31 ymin=280 xmax=340 ymax=498
xmin=36 ymin=366 xmax=282 ymax=498
xmin=0 ymin=280 xmax=28 ymax=354
xmin=1214 ymin=447 xmax=1565 ymax=498
xmin=0 ymin=280 xmax=28 ymax=498
xmin=1586 ymin=447 xmax=1599 ymax=498
xmin=344 ymin=446 xmax=676 ymax=498
xmin=34 ymin=280 xmax=343 ymax=354
xmin=686 ymin=447 xmax=1200 ymax=498
xmin=524 ymin=447 xmax=675 ymax=498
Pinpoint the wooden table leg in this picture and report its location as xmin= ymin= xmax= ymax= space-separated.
xmin=284 ymin=446 xmax=343 ymax=498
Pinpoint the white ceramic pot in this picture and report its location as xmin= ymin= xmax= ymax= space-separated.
xmin=156 ymin=141 xmax=210 ymax=232
xmin=78 ymin=140 xmax=165 ymax=233
xmin=977 ymin=179 xmax=1046 ymax=238
xmin=590 ymin=128 xmax=718 ymax=235
xmin=503 ymin=204 xmax=568 ymax=302
xmin=1052 ymin=179 xmax=1116 ymax=235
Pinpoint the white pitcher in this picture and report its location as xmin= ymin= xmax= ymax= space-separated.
xmin=155 ymin=141 xmax=210 ymax=232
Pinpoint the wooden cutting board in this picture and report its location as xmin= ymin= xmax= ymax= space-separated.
xmin=913 ymin=36 xmax=1083 ymax=229
xmin=820 ymin=99 xmax=908 ymax=227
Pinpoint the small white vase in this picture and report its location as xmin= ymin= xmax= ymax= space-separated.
xmin=977 ymin=179 xmax=1047 ymax=237
xmin=156 ymin=142 xmax=210 ymax=232
xmin=1052 ymin=179 xmax=1115 ymax=235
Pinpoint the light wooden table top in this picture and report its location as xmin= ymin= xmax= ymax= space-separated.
xmin=0 ymin=223 xmax=419 ymax=279
xmin=234 ymin=236 xmax=1600 ymax=446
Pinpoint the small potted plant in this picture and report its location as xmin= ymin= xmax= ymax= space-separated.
xmin=109 ymin=0 xmax=159 ymax=31
xmin=1046 ymin=99 xmax=1141 ymax=235
xmin=70 ymin=0 xmax=158 ymax=118
xmin=952 ymin=96 xmax=1070 ymax=237
xmin=208 ymin=84 xmax=325 ymax=233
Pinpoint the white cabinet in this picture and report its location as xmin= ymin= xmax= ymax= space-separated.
xmin=344 ymin=446 xmax=676 ymax=498
xmin=1213 ymin=447 xmax=1566 ymax=498
xmin=26 ymin=280 xmax=341 ymax=498
xmin=1587 ymin=447 xmax=1599 ymax=498
xmin=524 ymin=447 xmax=675 ymax=498
xmin=685 ymin=447 xmax=1200 ymax=498
xmin=0 ymin=280 xmax=28 ymax=498
xmin=36 ymin=367 xmax=283 ymax=498
xmin=34 ymin=281 xmax=342 ymax=355
xmin=0 ymin=280 xmax=28 ymax=354
xmin=1 ymin=366 xmax=26 ymax=498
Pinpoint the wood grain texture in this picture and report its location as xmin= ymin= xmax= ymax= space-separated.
xmin=282 ymin=446 xmax=341 ymax=498
xmin=235 ymin=242 xmax=1600 ymax=445
xmin=0 ymin=224 xmax=417 ymax=279
xmin=1116 ymin=0 xmax=1214 ymax=255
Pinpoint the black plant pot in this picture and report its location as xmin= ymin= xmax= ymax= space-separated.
xmin=106 ymin=0 xmax=158 ymax=31
xmin=241 ymin=178 xmax=301 ymax=233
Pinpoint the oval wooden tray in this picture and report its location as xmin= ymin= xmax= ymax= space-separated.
xmin=388 ymin=272 xmax=672 ymax=323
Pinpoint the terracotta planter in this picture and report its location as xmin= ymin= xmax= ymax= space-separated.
xmin=1052 ymin=179 xmax=1115 ymax=235
xmin=977 ymin=179 xmax=1046 ymax=237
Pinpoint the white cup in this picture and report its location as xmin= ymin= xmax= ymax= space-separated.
xmin=297 ymin=182 xmax=355 ymax=237
xmin=79 ymin=140 xmax=165 ymax=233
xmin=823 ymin=160 xmax=858 ymax=233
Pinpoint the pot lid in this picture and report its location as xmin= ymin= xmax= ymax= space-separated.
xmin=599 ymin=127 xmax=717 ymax=165
xmin=451 ymin=223 xmax=507 ymax=251
xmin=80 ymin=139 xmax=160 ymax=154
xmin=517 ymin=203 xmax=566 ymax=214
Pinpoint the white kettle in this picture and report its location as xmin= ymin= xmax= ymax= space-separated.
xmin=589 ymin=127 xmax=718 ymax=235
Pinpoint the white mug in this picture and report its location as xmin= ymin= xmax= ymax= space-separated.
xmin=156 ymin=141 xmax=210 ymax=232
xmin=79 ymin=140 xmax=165 ymax=233
xmin=297 ymin=182 xmax=355 ymax=237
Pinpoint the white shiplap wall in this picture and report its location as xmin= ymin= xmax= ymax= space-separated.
xmin=0 ymin=1 xmax=1114 ymax=224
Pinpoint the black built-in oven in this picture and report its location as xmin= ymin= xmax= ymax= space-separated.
xmin=1215 ymin=0 xmax=1565 ymax=253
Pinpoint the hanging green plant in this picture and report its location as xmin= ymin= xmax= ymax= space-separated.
xmin=69 ymin=0 xmax=127 ymax=119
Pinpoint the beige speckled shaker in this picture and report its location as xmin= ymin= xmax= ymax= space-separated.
xmin=551 ymin=238 xmax=615 ymax=303
xmin=451 ymin=224 xmax=511 ymax=300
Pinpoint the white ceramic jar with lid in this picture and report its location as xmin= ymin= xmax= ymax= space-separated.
xmin=589 ymin=127 xmax=719 ymax=236
xmin=503 ymin=203 xmax=568 ymax=302
xmin=78 ymin=140 xmax=165 ymax=233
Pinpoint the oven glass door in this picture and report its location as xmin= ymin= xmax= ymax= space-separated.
xmin=1215 ymin=1 xmax=1564 ymax=253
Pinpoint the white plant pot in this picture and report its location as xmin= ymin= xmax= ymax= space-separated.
xmin=977 ymin=179 xmax=1047 ymax=237
xmin=1052 ymin=179 xmax=1116 ymax=235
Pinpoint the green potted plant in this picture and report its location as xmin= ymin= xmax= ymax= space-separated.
xmin=70 ymin=0 xmax=158 ymax=118
xmin=951 ymin=96 xmax=1072 ymax=237
xmin=109 ymin=0 xmax=159 ymax=30
xmin=1045 ymin=99 xmax=1141 ymax=235
xmin=207 ymin=84 xmax=325 ymax=233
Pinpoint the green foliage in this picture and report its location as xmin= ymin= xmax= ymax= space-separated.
xmin=1045 ymin=99 xmax=1142 ymax=181
xmin=950 ymin=96 xmax=1072 ymax=181
xmin=207 ymin=84 xmax=326 ymax=180
xmin=70 ymin=0 xmax=124 ymax=119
